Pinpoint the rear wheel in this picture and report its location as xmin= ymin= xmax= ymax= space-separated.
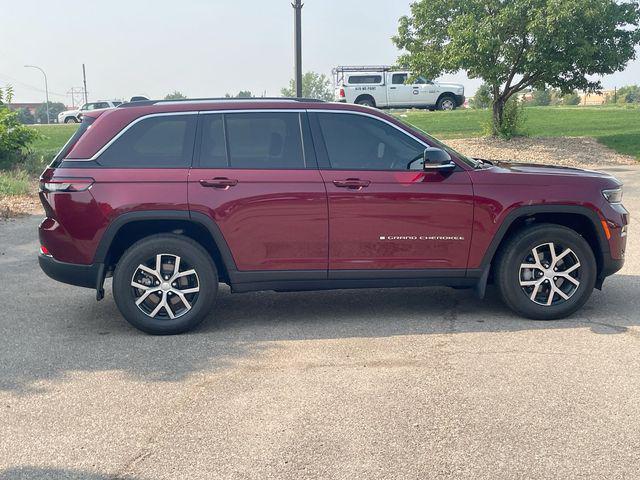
xmin=355 ymin=96 xmax=376 ymax=108
xmin=113 ymin=234 xmax=217 ymax=334
xmin=496 ymin=224 xmax=596 ymax=320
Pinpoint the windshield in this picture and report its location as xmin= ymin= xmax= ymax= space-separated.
xmin=397 ymin=119 xmax=480 ymax=168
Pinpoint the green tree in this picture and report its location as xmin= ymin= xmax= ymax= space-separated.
xmin=281 ymin=72 xmax=333 ymax=101
xmin=224 ymin=91 xmax=254 ymax=98
xmin=393 ymin=0 xmax=640 ymax=137
xmin=16 ymin=108 xmax=35 ymax=125
xmin=35 ymin=102 xmax=66 ymax=124
xmin=164 ymin=91 xmax=187 ymax=100
xmin=471 ymin=83 xmax=492 ymax=109
xmin=616 ymin=85 xmax=640 ymax=103
xmin=530 ymin=89 xmax=552 ymax=106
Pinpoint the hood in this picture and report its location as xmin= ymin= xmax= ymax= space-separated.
xmin=475 ymin=160 xmax=623 ymax=190
xmin=60 ymin=108 xmax=79 ymax=115
xmin=434 ymin=82 xmax=464 ymax=91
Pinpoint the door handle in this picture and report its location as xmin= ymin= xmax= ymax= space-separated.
xmin=333 ymin=178 xmax=371 ymax=189
xmin=389 ymin=87 xmax=397 ymax=90
xmin=199 ymin=177 xmax=238 ymax=189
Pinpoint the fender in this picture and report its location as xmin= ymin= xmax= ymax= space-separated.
xmin=479 ymin=204 xmax=610 ymax=269
xmin=93 ymin=209 xmax=239 ymax=273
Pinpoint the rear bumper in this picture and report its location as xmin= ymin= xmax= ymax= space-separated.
xmin=38 ymin=254 xmax=101 ymax=289
xmin=455 ymin=95 xmax=465 ymax=107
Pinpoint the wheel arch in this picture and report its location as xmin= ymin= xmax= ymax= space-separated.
xmin=481 ymin=205 xmax=609 ymax=276
xmin=94 ymin=210 xmax=237 ymax=284
xmin=354 ymin=94 xmax=376 ymax=107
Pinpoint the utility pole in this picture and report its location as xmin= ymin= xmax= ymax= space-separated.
xmin=292 ymin=0 xmax=303 ymax=98
xmin=82 ymin=64 xmax=88 ymax=104
xmin=24 ymin=64 xmax=49 ymax=124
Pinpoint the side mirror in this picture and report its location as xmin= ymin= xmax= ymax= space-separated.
xmin=422 ymin=148 xmax=456 ymax=171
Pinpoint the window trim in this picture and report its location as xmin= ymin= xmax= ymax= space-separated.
xmin=309 ymin=109 xmax=441 ymax=172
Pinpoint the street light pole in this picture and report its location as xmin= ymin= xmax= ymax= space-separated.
xmin=292 ymin=0 xmax=303 ymax=98
xmin=24 ymin=65 xmax=50 ymax=124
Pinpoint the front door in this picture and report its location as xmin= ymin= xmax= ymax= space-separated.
xmin=188 ymin=111 xmax=328 ymax=272
xmin=309 ymin=111 xmax=474 ymax=273
xmin=387 ymin=73 xmax=415 ymax=107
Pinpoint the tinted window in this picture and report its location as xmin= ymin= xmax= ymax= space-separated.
xmin=316 ymin=113 xmax=425 ymax=171
xmin=200 ymin=114 xmax=228 ymax=168
xmin=225 ymin=112 xmax=305 ymax=169
xmin=392 ymin=74 xmax=408 ymax=85
xmin=50 ymin=116 xmax=96 ymax=168
xmin=112 ymin=101 xmax=123 ymax=106
xmin=348 ymin=75 xmax=382 ymax=84
xmin=97 ymin=114 xmax=196 ymax=167
xmin=94 ymin=102 xmax=110 ymax=109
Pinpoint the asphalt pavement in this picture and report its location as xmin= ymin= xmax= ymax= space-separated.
xmin=1 ymin=165 xmax=639 ymax=479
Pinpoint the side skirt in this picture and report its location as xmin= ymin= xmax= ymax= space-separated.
xmin=230 ymin=269 xmax=482 ymax=294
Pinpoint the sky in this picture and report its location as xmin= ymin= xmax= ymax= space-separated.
xmin=2 ymin=0 xmax=639 ymax=106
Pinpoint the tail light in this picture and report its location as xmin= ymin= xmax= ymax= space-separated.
xmin=40 ymin=178 xmax=94 ymax=193
xmin=339 ymin=88 xmax=345 ymax=98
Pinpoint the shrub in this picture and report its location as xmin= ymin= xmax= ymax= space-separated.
xmin=562 ymin=91 xmax=581 ymax=105
xmin=472 ymin=83 xmax=492 ymax=109
xmin=485 ymin=97 xmax=526 ymax=139
xmin=0 ymin=106 xmax=39 ymax=168
xmin=530 ymin=89 xmax=552 ymax=106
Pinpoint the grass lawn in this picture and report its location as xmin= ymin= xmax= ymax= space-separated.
xmin=399 ymin=106 xmax=640 ymax=159
xmin=20 ymin=106 xmax=640 ymax=168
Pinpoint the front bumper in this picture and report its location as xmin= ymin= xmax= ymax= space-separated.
xmin=455 ymin=95 xmax=465 ymax=107
xmin=38 ymin=254 xmax=101 ymax=289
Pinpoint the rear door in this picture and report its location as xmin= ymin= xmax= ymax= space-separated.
xmin=309 ymin=110 xmax=474 ymax=273
xmin=188 ymin=110 xmax=328 ymax=273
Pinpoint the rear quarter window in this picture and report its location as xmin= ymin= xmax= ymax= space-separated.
xmin=348 ymin=75 xmax=382 ymax=84
xmin=96 ymin=114 xmax=196 ymax=167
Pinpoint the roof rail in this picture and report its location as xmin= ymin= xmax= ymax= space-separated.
xmin=118 ymin=97 xmax=326 ymax=108
xmin=332 ymin=65 xmax=396 ymax=73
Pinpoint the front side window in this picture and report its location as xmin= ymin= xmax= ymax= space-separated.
xmin=97 ymin=114 xmax=196 ymax=167
xmin=316 ymin=113 xmax=425 ymax=171
xmin=224 ymin=112 xmax=305 ymax=169
xmin=392 ymin=73 xmax=408 ymax=85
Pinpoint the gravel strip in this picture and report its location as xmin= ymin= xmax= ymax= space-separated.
xmin=0 ymin=137 xmax=635 ymax=219
xmin=447 ymin=136 xmax=636 ymax=168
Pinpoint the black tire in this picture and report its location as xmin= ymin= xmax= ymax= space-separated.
xmin=113 ymin=234 xmax=218 ymax=334
xmin=355 ymin=97 xmax=376 ymax=108
xmin=64 ymin=117 xmax=78 ymax=124
xmin=436 ymin=95 xmax=456 ymax=111
xmin=495 ymin=224 xmax=596 ymax=320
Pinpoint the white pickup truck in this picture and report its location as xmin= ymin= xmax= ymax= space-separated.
xmin=57 ymin=100 xmax=123 ymax=124
xmin=333 ymin=66 xmax=465 ymax=110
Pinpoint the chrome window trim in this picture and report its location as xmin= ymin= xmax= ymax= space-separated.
xmin=70 ymin=108 xmax=425 ymax=162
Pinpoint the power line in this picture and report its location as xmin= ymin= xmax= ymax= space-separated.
xmin=0 ymin=72 xmax=67 ymax=97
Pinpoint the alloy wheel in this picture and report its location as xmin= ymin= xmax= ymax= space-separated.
xmin=130 ymin=253 xmax=200 ymax=319
xmin=519 ymin=242 xmax=581 ymax=306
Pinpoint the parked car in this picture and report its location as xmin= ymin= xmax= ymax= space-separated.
xmin=57 ymin=100 xmax=123 ymax=124
xmin=39 ymin=98 xmax=627 ymax=334
xmin=333 ymin=65 xmax=465 ymax=110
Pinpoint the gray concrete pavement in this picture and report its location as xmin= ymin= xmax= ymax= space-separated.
xmin=1 ymin=166 xmax=639 ymax=479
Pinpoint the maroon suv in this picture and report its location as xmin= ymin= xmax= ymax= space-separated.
xmin=38 ymin=98 xmax=628 ymax=334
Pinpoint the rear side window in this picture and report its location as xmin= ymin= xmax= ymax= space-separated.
xmin=200 ymin=112 xmax=306 ymax=170
xmin=348 ymin=75 xmax=382 ymax=84
xmin=97 ymin=114 xmax=196 ymax=167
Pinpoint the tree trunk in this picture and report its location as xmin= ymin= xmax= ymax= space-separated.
xmin=492 ymin=98 xmax=505 ymax=136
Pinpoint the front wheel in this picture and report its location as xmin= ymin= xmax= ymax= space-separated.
xmin=496 ymin=224 xmax=596 ymax=320
xmin=437 ymin=95 xmax=456 ymax=111
xmin=113 ymin=234 xmax=218 ymax=334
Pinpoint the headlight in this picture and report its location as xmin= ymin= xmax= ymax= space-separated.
xmin=602 ymin=187 xmax=623 ymax=203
